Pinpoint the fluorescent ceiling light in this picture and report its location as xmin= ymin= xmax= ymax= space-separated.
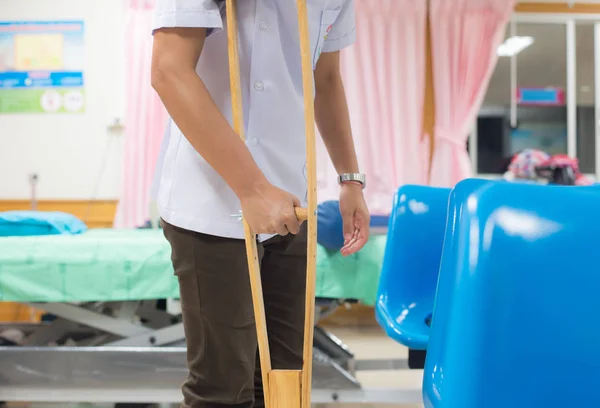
xmin=497 ymin=36 xmax=534 ymax=57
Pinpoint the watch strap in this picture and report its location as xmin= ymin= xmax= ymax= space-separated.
xmin=338 ymin=173 xmax=366 ymax=189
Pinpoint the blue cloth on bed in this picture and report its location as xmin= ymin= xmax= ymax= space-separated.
xmin=0 ymin=211 xmax=88 ymax=237
xmin=317 ymin=201 xmax=345 ymax=251
xmin=370 ymin=214 xmax=390 ymax=229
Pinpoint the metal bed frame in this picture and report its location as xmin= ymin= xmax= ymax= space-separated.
xmin=0 ymin=298 xmax=420 ymax=404
xmin=0 ymin=347 xmax=420 ymax=404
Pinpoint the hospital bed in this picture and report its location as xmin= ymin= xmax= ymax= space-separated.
xmin=0 ymin=225 xmax=419 ymax=404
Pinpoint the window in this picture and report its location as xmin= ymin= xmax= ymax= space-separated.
xmin=477 ymin=22 xmax=569 ymax=175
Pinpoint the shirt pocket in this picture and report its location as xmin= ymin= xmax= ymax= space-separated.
xmin=313 ymin=8 xmax=340 ymax=69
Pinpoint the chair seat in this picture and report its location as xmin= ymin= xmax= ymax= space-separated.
xmin=376 ymin=180 xmax=492 ymax=350
xmin=377 ymin=297 xmax=433 ymax=349
xmin=375 ymin=185 xmax=451 ymax=350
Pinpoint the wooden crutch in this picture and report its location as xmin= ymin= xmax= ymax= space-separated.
xmin=225 ymin=0 xmax=317 ymax=407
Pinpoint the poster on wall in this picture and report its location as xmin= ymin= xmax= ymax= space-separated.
xmin=0 ymin=21 xmax=85 ymax=114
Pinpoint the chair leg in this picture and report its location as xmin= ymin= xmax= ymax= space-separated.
xmin=408 ymin=348 xmax=427 ymax=369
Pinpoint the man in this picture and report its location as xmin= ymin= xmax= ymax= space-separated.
xmin=151 ymin=1 xmax=369 ymax=406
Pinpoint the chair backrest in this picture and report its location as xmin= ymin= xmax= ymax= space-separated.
xmin=424 ymin=182 xmax=600 ymax=408
xmin=375 ymin=185 xmax=451 ymax=349
xmin=427 ymin=178 xmax=493 ymax=353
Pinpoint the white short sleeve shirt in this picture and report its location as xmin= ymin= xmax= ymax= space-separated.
xmin=152 ymin=0 xmax=356 ymax=241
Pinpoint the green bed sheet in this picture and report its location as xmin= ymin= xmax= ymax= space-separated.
xmin=0 ymin=229 xmax=386 ymax=306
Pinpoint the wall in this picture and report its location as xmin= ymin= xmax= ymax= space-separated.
xmin=0 ymin=0 xmax=125 ymax=200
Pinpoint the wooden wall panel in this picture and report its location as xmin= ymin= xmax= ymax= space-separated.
xmin=0 ymin=303 xmax=43 ymax=324
xmin=320 ymin=304 xmax=376 ymax=327
xmin=0 ymin=200 xmax=118 ymax=229
xmin=423 ymin=10 xmax=436 ymax=180
xmin=516 ymin=3 xmax=600 ymax=14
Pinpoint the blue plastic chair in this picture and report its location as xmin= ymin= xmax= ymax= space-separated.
xmin=375 ymin=185 xmax=451 ymax=349
xmin=426 ymin=178 xmax=493 ymax=350
xmin=424 ymin=182 xmax=600 ymax=408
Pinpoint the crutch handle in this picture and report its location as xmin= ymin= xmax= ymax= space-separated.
xmin=294 ymin=207 xmax=308 ymax=221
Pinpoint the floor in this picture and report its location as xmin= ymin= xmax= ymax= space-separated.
xmin=321 ymin=325 xmax=424 ymax=408
xmin=4 ymin=315 xmax=424 ymax=408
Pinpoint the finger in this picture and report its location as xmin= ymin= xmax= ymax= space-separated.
xmin=274 ymin=223 xmax=289 ymax=236
xmin=341 ymin=230 xmax=359 ymax=254
xmin=342 ymin=236 xmax=367 ymax=256
xmin=291 ymin=194 xmax=301 ymax=207
xmin=285 ymin=211 xmax=301 ymax=235
xmin=341 ymin=211 xmax=355 ymax=242
xmin=361 ymin=222 xmax=370 ymax=241
xmin=255 ymin=223 xmax=272 ymax=235
xmin=342 ymin=234 xmax=358 ymax=250
xmin=343 ymin=229 xmax=357 ymax=246
xmin=342 ymin=214 xmax=370 ymax=255
xmin=341 ymin=230 xmax=367 ymax=256
xmin=351 ymin=229 xmax=369 ymax=250
xmin=354 ymin=212 xmax=370 ymax=240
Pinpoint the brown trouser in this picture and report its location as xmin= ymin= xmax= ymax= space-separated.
xmin=161 ymin=220 xmax=307 ymax=408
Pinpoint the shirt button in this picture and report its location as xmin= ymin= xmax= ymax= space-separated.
xmin=259 ymin=21 xmax=269 ymax=31
xmin=254 ymin=82 xmax=264 ymax=91
xmin=250 ymin=138 xmax=259 ymax=146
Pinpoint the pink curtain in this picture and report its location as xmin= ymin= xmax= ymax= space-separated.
xmin=317 ymin=0 xmax=428 ymax=214
xmin=428 ymin=0 xmax=515 ymax=187
xmin=114 ymin=0 xmax=168 ymax=228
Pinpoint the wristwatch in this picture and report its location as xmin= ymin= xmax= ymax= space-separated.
xmin=337 ymin=173 xmax=366 ymax=189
